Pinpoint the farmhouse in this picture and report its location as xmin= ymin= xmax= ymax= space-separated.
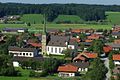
xmin=70 ymin=62 xmax=89 ymax=73
xmin=57 ymin=64 xmax=78 ymax=77
xmin=73 ymin=52 xmax=98 ymax=62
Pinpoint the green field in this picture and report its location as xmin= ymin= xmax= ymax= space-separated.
xmin=106 ymin=12 xmax=120 ymax=24
xmin=53 ymin=15 xmax=84 ymax=23
xmin=0 ymin=24 xmax=112 ymax=32
xmin=20 ymin=14 xmax=44 ymax=24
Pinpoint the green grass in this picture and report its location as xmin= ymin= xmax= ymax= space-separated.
xmin=53 ymin=15 xmax=84 ymax=23
xmin=20 ymin=14 xmax=44 ymax=24
xmin=106 ymin=11 xmax=120 ymax=24
xmin=0 ymin=24 xmax=112 ymax=31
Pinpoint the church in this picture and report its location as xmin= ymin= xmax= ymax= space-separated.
xmin=41 ymin=15 xmax=77 ymax=55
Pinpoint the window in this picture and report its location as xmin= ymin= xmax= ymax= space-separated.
xmin=51 ymin=47 xmax=53 ymax=53
xmin=59 ymin=48 xmax=61 ymax=53
xmin=30 ymin=53 xmax=32 ymax=56
xmin=55 ymin=48 xmax=57 ymax=53
xmin=26 ymin=53 xmax=28 ymax=55
xmin=20 ymin=53 xmax=22 ymax=55
xmin=23 ymin=53 xmax=25 ymax=55
xmin=48 ymin=47 xmax=49 ymax=51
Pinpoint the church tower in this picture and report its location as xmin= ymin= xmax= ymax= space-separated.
xmin=42 ymin=14 xmax=47 ymax=55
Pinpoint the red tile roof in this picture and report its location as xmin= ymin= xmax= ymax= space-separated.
xmin=103 ymin=46 xmax=112 ymax=53
xmin=84 ymin=53 xmax=98 ymax=58
xmin=58 ymin=64 xmax=78 ymax=72
xmin=71 ymin=38 xmax=81 ymax=42
xmin=71 ymin=29 xmax=81 ymax=33
xmin=87 ymin=34 xmax=100 ymax=40
xmin=114 ymin=39 xmax=120 ymax=44
xmin=113 ymin=54 xmax=120 ymax=60
xmin=85 ymin=39 xmax=93 ymax=42
xmin=29 ymin=43 xmax=41 ymax=47
xmin=73 ymin=52 xmax=98 ymax=61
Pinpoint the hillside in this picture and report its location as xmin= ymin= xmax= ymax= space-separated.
xmin=106 ymin=12 xmax=120 ymax=24
xmin=20 ymin=14 xmax=44 ymax=24
xmin=53 ymin=15 xmax=84 ymax=24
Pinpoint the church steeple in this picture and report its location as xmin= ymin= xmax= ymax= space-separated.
xmin=42 ymin=13 xmax=47 ymax=55
xmin=43 ymin=14 xmax=46 ymax=35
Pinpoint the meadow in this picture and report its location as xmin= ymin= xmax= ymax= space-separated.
xmin=53 ymin=15 xmax=84 ymax=23
xmin=0 ymin=24 xmax=112 ymax=32
xmin=106 ymin=11 xmax=120 ymax=24
xmin=20 ymin=14 xmax=44 ymax=24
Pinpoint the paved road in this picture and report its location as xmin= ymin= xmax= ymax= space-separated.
xmin=104 ymin=58 xmax=111 ymax=80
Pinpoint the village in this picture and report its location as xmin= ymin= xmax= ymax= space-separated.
xmin=0 ymin=15 xmax=120 ymax=80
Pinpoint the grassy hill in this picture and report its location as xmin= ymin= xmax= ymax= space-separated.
xmin=53 ymin=15 xmax=84 ymax=23
xmin=106 ymin=12 xmax=120 ymax=24
xmin=20 ymin=14 xmax=44 ymax=24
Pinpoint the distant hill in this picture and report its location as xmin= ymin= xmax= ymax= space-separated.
xmin=20 ymin=14 xmax=44 ymax=24
xmin=53 ymin=15 xmax=84 ymax=24
xmin=106 ymin=12 xmax=120 ymax=24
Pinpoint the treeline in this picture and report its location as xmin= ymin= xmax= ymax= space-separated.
xmin=0 ymin=3 xmax=120 ymax=22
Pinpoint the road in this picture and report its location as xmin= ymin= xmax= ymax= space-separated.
xmin=102 ymin=58 xmax=111 ymax=80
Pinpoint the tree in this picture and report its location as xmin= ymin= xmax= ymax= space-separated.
xmin=82 ymin=58 xmax=108 ymax=80
xmin=88 ymin=40 xmax=104 ymax=56
xmin=42 ymin=58 xmax=65 ymax=74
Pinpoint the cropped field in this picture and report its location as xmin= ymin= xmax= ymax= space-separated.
xmin=106 ymin=12 xmax=120 ymax=24
xmin=20 ymin=14 xmax=44 ymax=24
xmin=53 ymin=15 xmax=84 ymax=23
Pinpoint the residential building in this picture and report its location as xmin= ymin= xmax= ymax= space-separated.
xmin=57 ymin=64 xmax=78 ymax=77
xmin=113 ymin=54 xmax=120 ymax=65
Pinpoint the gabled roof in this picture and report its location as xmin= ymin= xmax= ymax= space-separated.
xmin=73 ymin=52 xmax=98 ymax=61
xmin=103 ymin=45 xmax=112 ymax=53
xmin=29 ymin=43 xmax=41 ymax=47
xmin=71 ymin=62 xmax=89 ymax=68
xmin=8 ymin=46 xmax=35 ymax=52
xmin=87 ymin=34 xmax=100 ymax=40
xmin=113 ymin=54 xmax=120 ymax=60
xmin=47 ymin=35 xmax=69 ymax=47
xmin=58 ymin=64 xmax=78 ymax=72
xmin=84 ymin=53 xmax=98 ymax=58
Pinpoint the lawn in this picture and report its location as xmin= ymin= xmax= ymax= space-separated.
xmin=106 ymin=11 xmax=120 ymax=24
xmin=53 ymin=15 xmax=84 ymax=23
xmin=20 ymin=14 xmax=44 ymax=24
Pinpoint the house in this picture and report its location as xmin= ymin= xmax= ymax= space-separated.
xmin=87 ymin=34 xmax=100 ymax=40
xmin=57 ymin=64 xmax=78 ymax=77
xmin=2 ymin=28 xmax=28 ymax=33
xmin=12 ymin=56 xmax=45 ymax=67
xmin=113 ymin=66 xmax=120 ymax=75
xmin=113 ymin=54 xmax=120 ymax=65
xmin=70 ymin=62 xmax=89 ymax=74
xmin=103 ymin=45 xmax=112 ymax=53
xmin=8 ymin=46 xmax=39 ymax=57
xmin=46 ymin=35 xmax=77 ymax=55
xmin=73 ymin=52 xmax=98 ymax=62
xmin=106 ymin=43 xmax=120 ymax=51
xmin=112 ymin=32 xmax=120 ymax=38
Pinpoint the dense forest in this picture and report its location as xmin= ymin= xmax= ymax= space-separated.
xmin=0 ymin=3 xmax=120 ymax=22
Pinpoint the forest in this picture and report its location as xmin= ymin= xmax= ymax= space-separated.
xmin=0 ymin=3 xmax=120 ymax=22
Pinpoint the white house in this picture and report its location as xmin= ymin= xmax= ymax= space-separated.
xmin=71 ymin=62 xmax=89 ymax=74
xmin=113 ymin=54 xmax=120 ymax=65
xmin=8 ymin=46 xmax=37 ymax=57
xmin=57 ymin=64 xmax=78 ymax=77
xmin=8 ymin=46 xmax=39 ymax=67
